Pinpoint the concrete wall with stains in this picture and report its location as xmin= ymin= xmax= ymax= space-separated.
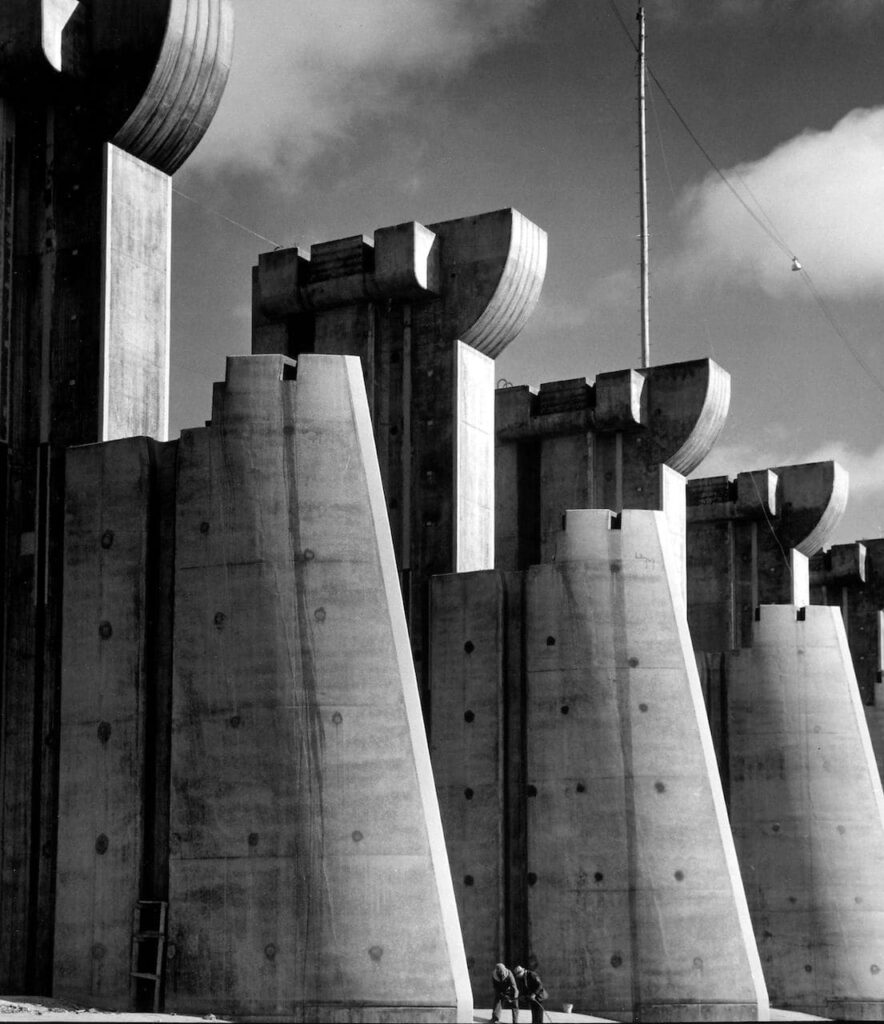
xmin=430 ymin=510 xmax=769 ymax=1021
xmin=55 ymin=354 xmax=472 ymax=1022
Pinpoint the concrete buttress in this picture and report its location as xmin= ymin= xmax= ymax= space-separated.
xmin=688 ymin=462 xmax=884 ymax=1016
xmin=55 ymin=354 xmax=472 ymax=1020
xmin=431 ymin=510 xmax=769 ymax=1020
xmin=0 ymin=0 xmax=232 ymax=991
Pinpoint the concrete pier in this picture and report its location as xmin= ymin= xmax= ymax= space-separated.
xmin=687 ymin=462 xmax=884 ymax=1017
xmin=430 ymin=509 xmax=769 ymax=1020
xmin=0 ymin=0 xmax=232 ymax=991
xmin=54 ymin=355 xmax=472 ymax=1022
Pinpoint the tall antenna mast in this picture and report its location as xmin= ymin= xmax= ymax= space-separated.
xmin=638 ymin=2 xmax=650 ymax=367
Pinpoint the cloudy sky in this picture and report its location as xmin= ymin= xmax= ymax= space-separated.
xmin=171 ymin=0 xmax=884 ymax=545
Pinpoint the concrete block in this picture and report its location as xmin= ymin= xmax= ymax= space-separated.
xmin=727 ymin=604 xmax=884 ymax=1017
xmin=525 ymin=509 xmax=768 ymax=1021
xmin=166 ymin=354 xmax=471 ymax=1022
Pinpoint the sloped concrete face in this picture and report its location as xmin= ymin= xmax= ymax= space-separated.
xmin=727 ymin=604 xmax=884 ymax=1020
xmin=165 ymin=354 xmax=471 ymax=1022
xmin=525 ymin=509 xmax=767 ymax=1022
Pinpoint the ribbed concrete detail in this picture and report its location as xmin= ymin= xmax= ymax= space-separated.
xmin=525 ymin=509 xmax=768 ymax=1022
xmin=112 ymin=0 xmax=234 ymax=174
xmin=727 ymin=604 xmax=884 ymax=1019
xmin=665 ymin=360 xmax=731 ymax=476
xmin=166 ymin=354 xmax=471 ymax=1022
xmin=428 ymin=208 xmax=548 ymax=360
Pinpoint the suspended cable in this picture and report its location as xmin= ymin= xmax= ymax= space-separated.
xmin=172 ymin=186 xmax=284 ymax=249
xmin=606 ymin=0 xmax=884 ymax=398
xmin=606 ymin=0 xmax=794 ymax=261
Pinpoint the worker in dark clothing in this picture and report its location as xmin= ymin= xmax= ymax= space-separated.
xmin=514 ymin=965 xmax=547 ymax=1024
xmin=491 ymin=962 xmax=520 ymax=1023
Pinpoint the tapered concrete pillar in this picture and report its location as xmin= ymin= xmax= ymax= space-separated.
xmin=728 ymin=605 xmax=884 ymax=1019
xmin=687 ymin=461 xmax=884 ymax=1015
xmin=0 ymin=0 xmax=232 ymax=991
xmin=165 ymin=355 xmax=471 ymax=1022
xmin=430 ymin=505 xmax=770 ymax=1021
xmin=525 ymin=509 xmax=767 ymax=1021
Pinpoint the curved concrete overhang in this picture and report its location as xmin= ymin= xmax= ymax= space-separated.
xmin=641 ymin=358 xmax=731 ymax=475
xmin=428 ymin=208 xmax=548 ymax=359
xmin=0 ymin=0 xmax=232 ymax=175
xmin=111 ymin=0 xmax=234 ymax=174
xmin=769 ymin=461 xmax=849 ymax=556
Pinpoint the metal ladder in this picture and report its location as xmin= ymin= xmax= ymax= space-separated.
xmin=130 ymin=899 xmax=167 ymax=1012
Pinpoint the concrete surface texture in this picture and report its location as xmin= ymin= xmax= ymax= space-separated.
xmin=0 ymin=0 xmax=232 ymax=993
xmin=161 ymin=355 xmax=469 ymax=1021
xmin=727 ymin=604 xmax=884 ymax=1019
xmin=430 ymin=509 xmax=769 ymax=1021
xmin=494 ymin=359 xmax=730 ymax=605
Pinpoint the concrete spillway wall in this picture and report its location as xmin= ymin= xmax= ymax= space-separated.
xmin=430 ymin=508 xmax=768 ymax=1021
xmin=53 ymin=354 xmax=471 ymax=1022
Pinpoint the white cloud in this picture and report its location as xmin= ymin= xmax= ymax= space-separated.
xmin=669 ymin=107 xmax=884 ymax=299
xmin=189 ymin=0 xmax=544 ymax=176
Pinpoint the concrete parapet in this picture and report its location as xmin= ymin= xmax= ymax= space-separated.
xmin=725 ymin=604 xmax=884 ymax=1018
xmin=495 ymin=359 xmax=730 ymax=583
xmin=687 ymin=461 xmax=847 ymax=652
xmin=430 ymin=509 xmax=768 ymax=1021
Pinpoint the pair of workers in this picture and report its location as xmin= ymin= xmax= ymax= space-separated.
xmin=491 ymin=962 xmax=547 ymax=1023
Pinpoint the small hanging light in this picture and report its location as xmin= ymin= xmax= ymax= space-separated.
xmin=791 ymin=256 xmax=803 ymax=272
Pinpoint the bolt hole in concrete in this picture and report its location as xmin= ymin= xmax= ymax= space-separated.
xmin=352 ymin=830 xmax=364 ymax=842
xmin=464 ymin=640 xmax=475 ymax=653
xmin=674 ymin=870 xmax=685 ymax=881
xmin=560 ymin=705 xmax=569 ymax=714
xmin=639 ymin=702 xmax=649 ymax=712
xmin=97 ymin=721 xmax=111 ymax=743
xmin=654 ymin=781 xmax=666 ymax=793
xmin=95 ymin=834 xmax=109 ymax=855
xmin=264 ymin=944 xmax=277 ymax=961
xmin=610 ymin=954 xmax=623 ymax=968
xmin=576 ymin=783 xmax=586 ymax=793
xmin=464 ymin=710 xmax=475 ymax=723
xmin=214 ymin=611 xmax=225 ymax=628
xmin=594 ymin=872 xmax=603 ymax=882
xmin=248 ymin=833 xmax=259 ymax=847
xmin=368 ymin=946 xmax=384 ymax=962
xmin=628 ymin=656 xmax=640 ymax=667
xmin=199 ymin=521 xmax=210 ymax=534
xmin=332 ymin=712 xmax=343 ymax=725
xmin=314 ymin=607 xmax=326 ymax=622
xmin=229 ymin=715 xmax=241 ymax=728
xmin=872 ymin=964 xmax=881 ymax=974
xmin=100 ymin=530 xmax=114 ymax=549
xmin=526 ymin=785 xmax=538 ymax=797
xmin=464 ymin=875 xmax=474 ymax=886
xmin=98 ymin=621 xmax=112 ymax=639
xmin=464 ymin=788 xmax=474 ymax=800
xmin=545 ymin=635 xmax=556 ymax=646
xmin=527 ymin=873 xmax=538 ymax=886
